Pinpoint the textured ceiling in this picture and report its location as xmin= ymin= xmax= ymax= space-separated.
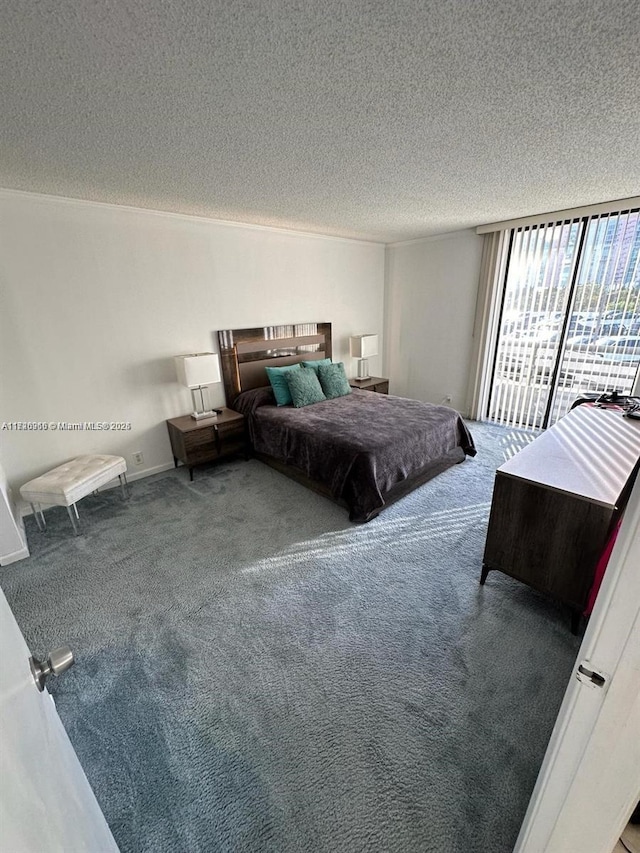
xmin=1 ymin=0 xmax=639 ymax=242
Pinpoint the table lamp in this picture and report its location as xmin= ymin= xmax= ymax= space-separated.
xmin=349 ymin=334 xmax=379 ymax=380
xmin=175 ymin=353 xmax=223 ymax=420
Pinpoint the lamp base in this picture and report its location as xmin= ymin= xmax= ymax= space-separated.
xmin=356 ymin=358 xmax=370 ymax=380
xmin=191 ymin=409 xmax=223 ymax=421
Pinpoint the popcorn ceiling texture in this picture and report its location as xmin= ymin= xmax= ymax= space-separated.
xmin=1 ymin=0 xmax=639 ymax=241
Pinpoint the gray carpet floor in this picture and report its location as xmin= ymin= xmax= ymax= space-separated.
xmin=2 ymin=421 xmax=581 ymax=853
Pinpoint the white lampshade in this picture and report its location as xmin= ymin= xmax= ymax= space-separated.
xmin=350 ymin=334 xmax=379 ymax=359
xmin=175 ymin=353 xmax=221 ymax=388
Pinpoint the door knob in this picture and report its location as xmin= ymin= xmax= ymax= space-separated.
xmin=29 ymin=646 xmax=75 ymax=691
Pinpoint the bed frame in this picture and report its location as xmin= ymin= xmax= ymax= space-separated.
xmin=217 ymin=321 xmax=350 ymax=509
xmin=217 ymin=322 xmax=332 ymax=405
xmin=217 ymin=322 xmax=467 ymax=521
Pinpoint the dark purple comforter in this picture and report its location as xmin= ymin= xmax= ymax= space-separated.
xmin=234 ymin=387 xmax=476 ymax=521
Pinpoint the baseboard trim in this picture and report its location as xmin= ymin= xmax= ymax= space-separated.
xmin=126 ymin=462 xmax=175 ymax=482
xmin=0 ymin=541 xmax=30 ymax=565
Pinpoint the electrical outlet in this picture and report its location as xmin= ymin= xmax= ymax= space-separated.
xmin=132 ymin=451 xmax=144 ymax=466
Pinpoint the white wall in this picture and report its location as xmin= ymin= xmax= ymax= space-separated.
xmin=0 ymin=463 xmax=29 ymax=564
xmin=0 ymin=190 xmax=384 ymax=486
xmin=384 ymin=230 xmax=483 ymax=414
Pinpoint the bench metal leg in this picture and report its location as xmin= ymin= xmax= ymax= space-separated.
xmin=118 ymin=472 xmax=129 ymax=499
xmin=30 ymin=502 xmax=46 ymax=531
xmin=66 ymin=504 xmax=80 ymax=536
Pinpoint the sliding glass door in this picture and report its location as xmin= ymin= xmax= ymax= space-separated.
xmin=487 ymin=209 xmax=640 ymax=429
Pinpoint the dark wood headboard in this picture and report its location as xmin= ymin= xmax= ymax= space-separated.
xmin=217 ymin=323 xmax=332 ymax=405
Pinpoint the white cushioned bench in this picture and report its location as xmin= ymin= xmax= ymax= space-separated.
xmin=20 ymin=455 xmax=128 ymax=535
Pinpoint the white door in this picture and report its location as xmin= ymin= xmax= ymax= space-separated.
xmin=515 ymin=472 xmax=640 ymax=852
xmin=0 ymin=588 xmax=119 ymax=852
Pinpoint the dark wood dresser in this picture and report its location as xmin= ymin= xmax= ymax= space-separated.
xmin=481 ymin=405 xmax=640 ymax=631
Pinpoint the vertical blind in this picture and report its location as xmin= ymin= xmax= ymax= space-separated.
xmin=485 ymin=209 xmax=639 ymax=429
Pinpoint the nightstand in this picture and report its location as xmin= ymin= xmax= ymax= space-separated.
xmin=349 ymin=376 xmax=389 ymax=394
xmin=166 ymin=408 xmax=247 ymax=481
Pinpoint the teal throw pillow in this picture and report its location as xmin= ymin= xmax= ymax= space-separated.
xmin=300 ymin=358 xmax=332 ymax=374
xmin=318 ymin=362 xmax=352 ymax=399
xmin=286 ymin=367 xmax=327 ymax=408
xmin=266 ymin=363 xmax=302 ymax=406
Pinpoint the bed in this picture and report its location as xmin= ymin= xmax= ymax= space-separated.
xmin=218 ymin=323 xmax=476 ymax=522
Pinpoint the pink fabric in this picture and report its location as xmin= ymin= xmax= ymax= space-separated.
xmin=584 ymin=518 xmax=623 ymax=616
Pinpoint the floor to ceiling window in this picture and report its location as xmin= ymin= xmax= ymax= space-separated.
xmin=487 ymin=208 xmax=640 ymax=429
